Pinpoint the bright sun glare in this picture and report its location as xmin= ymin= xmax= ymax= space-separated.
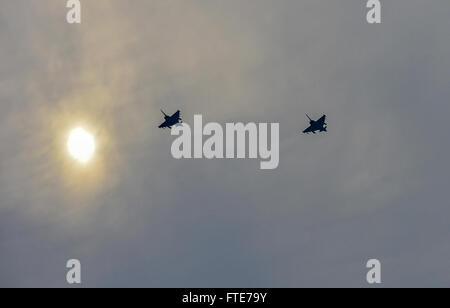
xmin=67 ymin=127 xmax=96 ymax=164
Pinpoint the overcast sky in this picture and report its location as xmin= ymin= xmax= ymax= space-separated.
xmin=1 ymin=0 xmax=449 ymax=287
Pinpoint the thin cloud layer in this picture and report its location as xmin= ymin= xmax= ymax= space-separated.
xmin=0 ymin=0 xmax=449 ymax=287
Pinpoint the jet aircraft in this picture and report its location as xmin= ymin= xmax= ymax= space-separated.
xmin=302 ymin=114 xmax=327 ymax=134
xmin=159 ymin=110 xmax=182 ymax=129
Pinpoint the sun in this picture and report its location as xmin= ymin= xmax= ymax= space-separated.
xmin=67 ymin=127 xmax=96 ymax=164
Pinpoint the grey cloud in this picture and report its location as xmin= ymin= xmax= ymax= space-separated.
xmin=0 ymin=0 xmax=449 ymax=287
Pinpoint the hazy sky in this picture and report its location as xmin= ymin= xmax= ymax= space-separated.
xmin=1 ymin=0 xmax=449 ymax=287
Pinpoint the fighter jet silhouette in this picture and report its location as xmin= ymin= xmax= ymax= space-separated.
xmin=159 ymin=110 xmax=182 ymax=129
xmin=303 ymin=114 xmax=327 ymax=134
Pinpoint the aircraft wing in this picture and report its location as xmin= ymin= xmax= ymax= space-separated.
xmin=317 ymin=115 xmax=326 ymax=125
xmin=172 ymin=110 xmax=180 ymax=119
xmin=159 ymin=121 xmax=169 ymax=128
xmin=303 ymin=125 xmax=314 ymax=133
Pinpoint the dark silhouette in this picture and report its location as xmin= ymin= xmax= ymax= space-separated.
xmin=159 ymin=110 xmax=182 ymax=129
xmin=303 ymin=114 xmax=327 ymax=134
